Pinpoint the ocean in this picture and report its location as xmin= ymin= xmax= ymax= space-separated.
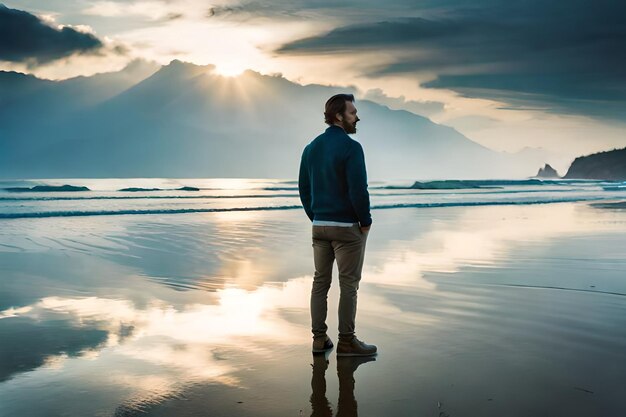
xmin=1 ymin=178 xmax=625 ymax=416
xmin=1 ymin=177 xmax=625 ymax=219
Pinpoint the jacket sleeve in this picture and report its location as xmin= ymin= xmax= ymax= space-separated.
xmin=345 ymin=142 xmax=372 ymax=227
xmin=298 ymin=146 xmax=314 ymax=222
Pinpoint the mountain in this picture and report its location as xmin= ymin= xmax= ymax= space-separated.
xmin=2 ymin=60 xmax=541 ymax=179
xmin=534 ymin=164 xmax=560 ymax=178
xmin=0 ymin=58 xmax=159 ymax=117
xmin=563 ymin=148 xmax=626 ymax=180
xmin=1 ymin=59 xmax=160 ymax=165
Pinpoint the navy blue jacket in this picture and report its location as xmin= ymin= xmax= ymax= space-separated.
xmin=298 ymin=125 xmax=372 ymax=227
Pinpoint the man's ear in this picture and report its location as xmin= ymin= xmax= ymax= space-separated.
xmin=336 ymin=113 xmax=343 ymax=121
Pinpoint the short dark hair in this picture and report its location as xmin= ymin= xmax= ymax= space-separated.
xmin=324 ymin=93 xmax=354 ymax=125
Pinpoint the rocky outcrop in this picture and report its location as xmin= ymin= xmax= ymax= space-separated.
xmin=563 ymin=148 xmax=626 ymax=180
xmin=534 ymin=164 xmax=560 ymax=178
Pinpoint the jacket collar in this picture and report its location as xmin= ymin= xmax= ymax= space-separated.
xmin=326 ymin=125 xmax=345 ymax=133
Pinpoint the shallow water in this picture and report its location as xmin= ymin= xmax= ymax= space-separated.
xmin=1 ymin=177 xmax=625 ymax=219
xmin=1 ymin=198 xmax=626 ymax=416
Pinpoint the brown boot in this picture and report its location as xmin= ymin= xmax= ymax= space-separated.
xmin=312 ymin=335 xmax=334 ymax=353
xmin=336 ymin=337 xmax=377 ymax=357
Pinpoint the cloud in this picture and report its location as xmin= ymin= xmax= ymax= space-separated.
xmin=204 ymin=0 xmax=414 ymax=23
xmin=206 ymin=2 xmax=314 ymax=22
xmin=274 ymin=1 xmax=626 ymax=120
xmin=421 ymin=73 xmax=626 ymax=121
xmin=361 ymin=88 xmax=445 ymax=117
xmin=165 ymin=12 xmax=184 ymax=21
xmin=0 ymin=4 xmax=104 ymax=65
xmin=82 ymin=1 xmax=180 ymax=21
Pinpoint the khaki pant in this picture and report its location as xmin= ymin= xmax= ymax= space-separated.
xmin=311 ymin=224 xmax=369 ymax=341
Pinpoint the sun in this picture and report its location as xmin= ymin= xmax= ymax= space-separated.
xmin=213 ymin=63 xmax=246 ymax=77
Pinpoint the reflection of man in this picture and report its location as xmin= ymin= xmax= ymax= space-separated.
xmin=299 ymin=93 xmax=377 ymax=356
xmin=310 ymin=353 xmax=376 ymax=417
xmin=310 ymin=354 xmax=333 ymax=417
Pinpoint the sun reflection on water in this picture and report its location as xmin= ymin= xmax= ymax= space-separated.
xmin=1 ymin=202 xmax=626 ymax=414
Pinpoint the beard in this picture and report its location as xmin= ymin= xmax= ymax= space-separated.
xmin=341 ymin=119 xmax=357 ymax=134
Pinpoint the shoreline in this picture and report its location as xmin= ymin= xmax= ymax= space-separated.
xmin=2 ymin=198 xmax=625 ymax=220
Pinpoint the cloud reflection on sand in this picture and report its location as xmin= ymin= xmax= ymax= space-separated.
xmin=0 ymin=279 xmax=313 ymax=413
xmin=365 ymin=203 xmax=625 ymax=288
xmin=0 ymin=277 xmax=313 ymax=385
xmin=1 ymin=202 xmax=626 ymax=415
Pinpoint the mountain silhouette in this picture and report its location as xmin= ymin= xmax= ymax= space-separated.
xmin=2 ymin=60 xmax=543 ymax=179
xmin=564 ymin=148 xmax=626 ymax=180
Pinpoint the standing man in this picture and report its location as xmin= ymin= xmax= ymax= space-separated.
xmin=298 ymin=93 xmax=377 ymax=357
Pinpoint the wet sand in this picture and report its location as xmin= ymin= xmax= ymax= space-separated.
xmin=1 ymin=202 xmax=626 ymax=416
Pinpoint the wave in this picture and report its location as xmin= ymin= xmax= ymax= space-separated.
xmin=0 ymin=179 xmax=608 ymax=194
xmin=377 ymin=179 xmax=601 ymax=190
xmin=264 ymin=181 xmax=552 ymax=191
xmin=372 ymin=196 xmax=608 ymax=210
xmin=0 ymin=205 xmax=303 ymax=219
xmin=591 ymin=201 xmax=626 ymax=209
xmin=0 ymin=196 xmax=610 ymax=219
xmin=0 ymin=186 xmax=609 ymax=202
xmin=118 ymin=186 xmax=200 ymax=192
xmin=383 ymin=180 xmax=495 ymax=190
xmin=0 ymin=194 xmax=299 ymax=201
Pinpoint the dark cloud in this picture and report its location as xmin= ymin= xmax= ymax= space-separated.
xmin=112 ymin=44 xmax=129 ymax=55
xmin=165 ymin=12 xmax=184 ymax=21
xmin=0 ymin=4 xmax=103 ymax=64
xmin=421 ymin=73 xmax=626 ymax=120
xmin=205 ymin=0 xmax=411 ymax=22
xmin=276 ymin=17 xmax=457 ymax=54
xmin=206 ymin=3 xmax=309 ymax=21
xmin=275 ymin=1 xmax=626 ymax=120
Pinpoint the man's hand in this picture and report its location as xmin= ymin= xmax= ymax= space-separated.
xmin=360 ymin=225 xmax=371 ymax=234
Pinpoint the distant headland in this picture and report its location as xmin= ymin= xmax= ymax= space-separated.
xmin=534 ymin=147 xmax=626 ymax=180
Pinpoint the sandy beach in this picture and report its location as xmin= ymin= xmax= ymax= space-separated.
xmin=3 ymin=0 xmax=626 ymax=413
xmin=1 ymin=191 xmax=626 ymax=416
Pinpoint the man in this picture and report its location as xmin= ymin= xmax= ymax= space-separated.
xmin=298 ymin=93 xmax=377 ymax=357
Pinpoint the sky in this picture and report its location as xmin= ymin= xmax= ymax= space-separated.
xmin=1 ymin=0 xmax=625 ymax=156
